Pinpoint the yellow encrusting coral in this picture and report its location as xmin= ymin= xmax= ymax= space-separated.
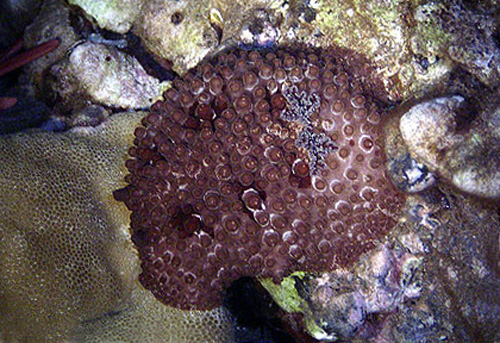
xmin=73 ymin=286 xmax=235 ymax=343
xmin=0 ymin=112 xmax=234 ymax=343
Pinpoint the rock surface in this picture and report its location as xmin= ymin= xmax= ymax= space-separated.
xmin=67 ymin=0 xmax=144 ymax=33
xmin=400 ymin=96 xmax=500 ymax=199
xmin=45 ymin=42 xmax=167 ymax=111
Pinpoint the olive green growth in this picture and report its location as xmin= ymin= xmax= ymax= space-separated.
xmin=259 ymin=272 xmax=336 ymax=341
xmin=259 ymin=272 xmax=308 ymax=313
xmin=411 ymin=2 xmax=453 ymax=58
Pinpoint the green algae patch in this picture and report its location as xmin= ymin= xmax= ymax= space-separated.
xmin=260 ymin=272 xmax=338 ymax=341
xmin=259 ymin=272 xmax=308 ymax=314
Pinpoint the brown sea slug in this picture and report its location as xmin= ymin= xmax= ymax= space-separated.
xmin=114 ymin=47 xmax=405 ymax=310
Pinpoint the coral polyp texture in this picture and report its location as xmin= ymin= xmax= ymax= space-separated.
xmin=115 ymin=47 xmax=406 ymax=310
xmin=0 ymin=112 xmax=235 ymax=343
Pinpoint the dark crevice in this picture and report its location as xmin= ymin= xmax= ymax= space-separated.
xmin=224 ymin=277 xmax=297 ymax=343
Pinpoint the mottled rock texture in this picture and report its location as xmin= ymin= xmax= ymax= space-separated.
xmin=400 ymin=96 xmax=500 ymax=199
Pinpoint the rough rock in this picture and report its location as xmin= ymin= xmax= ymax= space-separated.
xmin=45 ymin=42 xmax=168 ymax=112
xmin=67 ymin=0 xmax=144 ymax=33
xmin=411 ymin=0 xmax=500 ymax=86
xmin=261 ymin=243 xmax=424 ymax=341
xmin=400 ymin=96 xmax=500 ymax=199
